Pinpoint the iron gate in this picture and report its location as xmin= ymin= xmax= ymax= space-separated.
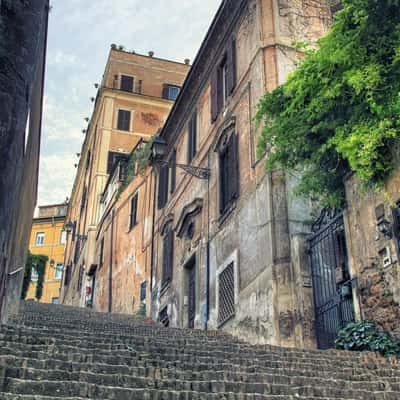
xmin=309 ymin=208 xmax=355 ymax=349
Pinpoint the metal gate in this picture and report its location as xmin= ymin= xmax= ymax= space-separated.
xmin=309 ymin=208 xmax=355 ymax=349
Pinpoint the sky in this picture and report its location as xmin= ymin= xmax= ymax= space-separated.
xmin=39 ymin=0 xmax=221 ymax=206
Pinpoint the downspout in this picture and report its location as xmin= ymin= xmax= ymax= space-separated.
xmin=150 ymin=169 xmax=157 ymax=293
xmin=108 ymin=209 xmax=115 ymax=313
xmin=205 ymin=151 xmax=211 ymax=330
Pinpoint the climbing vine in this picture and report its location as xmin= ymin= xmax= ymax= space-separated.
xmin=256 ymin=0 xmax=400 ymax=207
xmin=21 ymin=252 xmax=48 ymax=301
xmin=119 ymin=140 xmax=152 ymax=195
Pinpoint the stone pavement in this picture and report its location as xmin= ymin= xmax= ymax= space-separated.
xmin=0 ymin=301 xmax=399 ymax=399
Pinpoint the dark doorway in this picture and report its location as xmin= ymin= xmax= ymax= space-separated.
xmin=186 ymin=257 xmax=196 ymax=329
xmin=309 ymin=208 xmax=355 ymax=349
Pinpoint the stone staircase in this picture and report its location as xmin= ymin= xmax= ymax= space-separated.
xmin=0 ymin=302 xmax=399 ymax=399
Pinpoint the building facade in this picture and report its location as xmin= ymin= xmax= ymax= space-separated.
xmin=0 ymin=0 xmax=49 ymax=322
xmin=150 ymin=0 xmax=333 ymax=347
xmin=60 ymin=48 xmax=189 ymax=307
xmin=25 ymin=204 xmax=67 ymax=304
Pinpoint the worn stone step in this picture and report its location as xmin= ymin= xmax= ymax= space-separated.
xmin=3 ymin=377 xmax=391 ymax=399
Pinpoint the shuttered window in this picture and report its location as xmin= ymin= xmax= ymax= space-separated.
xmin=107 ymin=151 xmax=126 ymax=174
xmin=188 ymin=111 xmax=197 ymax=163
xmin=170 ymin=149 xmax=177 ymax=194
xmin=211 ymin=38 xmax=237 ymax=122
xmin=120 ymin=75 xmax=134 ymax=92
xmin=158 ymin=165 xmax=169 ymax=209
xmin=162 ymin=227 xmax=174 ymax=287
xmin=129 ymin=193 xmax=138 ymax=229
xmin=117 ymin=109 xmax=131 ymax=131
xmin=219 ymin=133 xmax=239 ymax=215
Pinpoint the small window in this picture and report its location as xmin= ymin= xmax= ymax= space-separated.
xmin=218 ymin=262 xmax=235 ymax=325
xmin=117 ymin=109 xmax=131 ymax=131
xmin=188 ymin=111 xmax=197 ymax=163
xmin=64 ymin=264 xmax=71 ymax=286
xmin=51 ymin=297 xmax=59 ymax=304
xmin=31 ymin=267 xmax=39 ymax=282
xmin=60 ymin=230 xmax=67 ymax=245
xmin=130 ymin=193 xmax=138 ymax=229
xmin=162 ymin=226 xmax=174 ymax=287
xmin=99 ymin=238 xmax=105 ymax=268
xmin=35 ymin=232 xmax=45 ymax=247
xmin=140 ymin=281 xmax=147 ymax=302
xmin=162 ymin=84 xmax=180 ymax=101
xmin=120 ymin=75 xmax=134 ymax=92
xmin=54 ymin=263 xmax=63 ymax=280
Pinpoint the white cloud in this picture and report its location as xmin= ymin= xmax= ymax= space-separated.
xmin=38 ymin=153 xmax=78 ymax=205
xmin=47 ymin=50 xmax=79 ymax=66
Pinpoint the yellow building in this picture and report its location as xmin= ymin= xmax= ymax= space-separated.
xmin=26 ymin=204 xmax=68 ymax=304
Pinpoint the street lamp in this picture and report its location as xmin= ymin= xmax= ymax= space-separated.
xmin=150 ymin=136 xmax=210 ymax=180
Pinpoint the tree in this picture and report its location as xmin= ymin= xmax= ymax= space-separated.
xmin=256 ymin=0 xmax=400 ymax=207
xmin=21 ymin=252 xmax=48 ymax=301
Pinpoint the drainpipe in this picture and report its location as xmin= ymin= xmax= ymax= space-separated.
xmin=205 ymin=151 xmax=211 ymax=330
xmin=150 ymin=170 xmax=157 ymax=294
xmin=108 ymin=209 xmax=115 ymax=313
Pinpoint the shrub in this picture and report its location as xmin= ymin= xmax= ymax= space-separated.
xmin=335 ymin=320 xmax=400 ymax=358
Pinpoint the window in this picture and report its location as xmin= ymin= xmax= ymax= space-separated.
xmin=60 ymin=230 xmax=67 ymax=245
xmin=35 ymin=232 xmax=45 ymax=246
xmin=159 ymin=306 xmax=169 ymax=327
xmin=117 ymin=109 xmax=131 ymax=131
xmin=81 ymin=186 xmax=87 ymax=211
xmin=77 ymin=265 xmax=84 ymax=292
xmin=162 ymin=226 xmax=174 ymax=287
xmin=99 ymin=237 xmax=105 ymax=268
xmin=31 ymin=267 xmax=38 ymax=282
xmin=120 ymin=75 xmax=134 ymax=92
xmin=51 ymin=297 xmax=59 ymax=304
xmin=162 ymin=84 xmax=180 ymax=101
xmin=64 ymin=264 xmax=71 ymax=286
xmin=392 ymin=201 xmax=400 ymax=257
xmin=188 ymin=111 xmax=197 ymax=163
xmin=129 ymin=193 xmax=138 ymax=229
xmin=86 ymin=150 xmax=91 ymax=171
xmin=140 ymin=281 xmax=147 ymax=302
xmin=157 ymin=164 xmax=169 ymax=209
xmin=54 ymin=263 xmax=63 ymax=280
xmin=170 ymin=150 xmax=177 ymax=195
xmin=219 ymin=133 xmax=239 ymax=215
xmin=218 ymin=262 xmax=235 ymax=325
xmin=211 ymin=38 xmax=237 ymax=122
xmin=107 ymin=151 xmax=128 ymax=174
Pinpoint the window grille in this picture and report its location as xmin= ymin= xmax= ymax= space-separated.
xmin=218 ymin=262 xmax=235 ymax=325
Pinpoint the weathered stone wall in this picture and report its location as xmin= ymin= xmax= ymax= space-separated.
xmin=345 ymin=170 xmax=400 ymax=336
xmin=0 ymin=0 xmax=49 ymax=322
xmin=151 ymin=0 xmax=332 ymax=347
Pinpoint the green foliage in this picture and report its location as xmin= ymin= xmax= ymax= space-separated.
xmin=256 ymin=0 xmax=400 ymax=206
xmin=335 ymin=320 xmax=400 ymax=358
xmin=119 ymin=140 xmax=152 ymax=195
xmin=21 ymin=252 xmax=48 ymax=301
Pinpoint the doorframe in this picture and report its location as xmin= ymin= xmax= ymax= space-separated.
xmin=182 ymin=253 xmax=197 ymax=329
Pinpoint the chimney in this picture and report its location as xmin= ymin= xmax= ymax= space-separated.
xmin=148 ymin=51 xmax=154 ymax=57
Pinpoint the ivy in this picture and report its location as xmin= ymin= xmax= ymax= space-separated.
xmin=118 ymin=140 xmax=152 ymax=196
xmin=21 ymin=252 xmax=48 ymax=301
xmin=256 ymin=0 xmax=400 ymax=207
xmin=335 ymin=320 xmax=400 ymax=358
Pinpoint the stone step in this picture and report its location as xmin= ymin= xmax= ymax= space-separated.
xmin=2 ymin=325 xmax=387 ymax=365
xmin=5 ymin=365 xmax=397 ymax=393
xmin=0 ymin=338 xmax=384 ymax=369
xmin=3 ymin=377 xmax=393 ymax=399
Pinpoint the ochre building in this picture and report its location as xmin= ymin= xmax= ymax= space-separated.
xmin=26 ymin=204 xmax=67 ymax=304
xmin=60 ymin=48 xmax=189 ymax=309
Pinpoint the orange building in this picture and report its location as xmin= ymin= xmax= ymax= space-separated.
xmin=60 ymin=47 xmax=189 ymax=307
xmin=26 ymin=204 xmax=67 ymax=304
